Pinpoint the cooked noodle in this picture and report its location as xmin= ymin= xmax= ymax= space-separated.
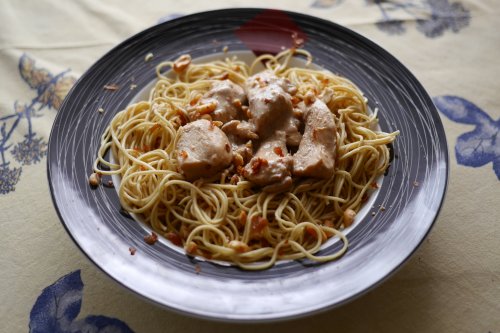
xmin=93 ymin=49 xmax=399 ymax=270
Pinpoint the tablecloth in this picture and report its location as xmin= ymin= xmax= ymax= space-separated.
xmin=1 ymin=0 xmax=499 ymax=332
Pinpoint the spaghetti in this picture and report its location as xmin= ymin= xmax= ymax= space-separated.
xmin=93 ymin=49 xmax=398 ymax=270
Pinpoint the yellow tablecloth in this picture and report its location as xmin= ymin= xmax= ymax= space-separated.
xmin=1 ymin=1 xmax=499 ymax=332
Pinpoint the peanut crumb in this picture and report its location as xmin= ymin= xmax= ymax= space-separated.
xmin=223 ymin=45 xmax=229 ymax=53
xmin=343 ymin=209 xmax=356 ymax=227
xmin=129 ymin=247 xmax=136 ymax=255
xmin=186 ymin=241 xmax=197 ymax=254
xmin=144 ymin=232 xmax=158 ymax=245
xmin=144 ymin=52 xmax=154 ymax=62
xmin=97 ymin=107 xmax=104 ymax=114
xmin=88 ymin=173 xmax=101 ymax=187
xmin=173 ymin=54 xmax=191 ymax=73
xmin=103 ymin=84 xmax=119 ymax=91
xmin=413 ymin=180 xmax=420 ymax=187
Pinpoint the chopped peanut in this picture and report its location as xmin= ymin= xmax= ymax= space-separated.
xmin=343 ymin=209 xmax=356 ymax=227
xmin=88 ymin=173 xmax=101 ymax=187
xmin=233 ymin=153 xmax=244 ymax=167
xmin=304 ymin=91 xmax=316 ymax=105
xmin=242 ymin=105 xmax=250 ymax=118
xmin=144 ymin=232 xmax=158 ymax=245
xmin=232 ymin=99 xmax=242 ymax=108
xmin=173 ymin=54 xmax=191 ymax=73
xmin=228 ymin=240 xmax=250 ymax=253
xmin=185 ymin=241 xmax=198 ymax=254
xmin=196 ymin=101 xmax=217 ymax=115
xmin=144 ymin=52 xmax=154 ymax=62
xmin=103 ymin=84 xmax=119 ymax=91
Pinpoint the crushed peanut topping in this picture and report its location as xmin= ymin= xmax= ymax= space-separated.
xmin=144 ymin=232 xmax=158 ymax=245
xmin=103 ymin=84 xmax=119 ymax=91
xmin=173 ymin=54 xmax=191 ymax=73
xmin=304 ymin=91 xmax=316 ymax=105
xmin=196 ymin=101 xmax=217 ymax=115
xmin=89 ymin=173 xmax=101 ymax=187
xmin=144 ymin=52 xmax=154 ymax=62
xmin=228 ymin=240 xmax=250 ymax=253
xmin=343 ymin=209 xmax=356 ymax=227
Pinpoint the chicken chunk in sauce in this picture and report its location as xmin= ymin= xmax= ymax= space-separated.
xmin=244 ymin=131 xmax=293 ymax=193
xmin=176 ymin=119 xmax=232 ymax=180
xmin=293 ymin=99 xmax=337 ymax=179
xmin=245 ymin=70 xmax=297 ymax=138
xmin=199 ymin=80 xmax=246 ymax=123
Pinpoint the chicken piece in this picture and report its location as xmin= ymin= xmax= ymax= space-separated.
xmin=244 ymin=131 xmax=292 ymax=193
xmin=292 ymin=99 xmax=337 ymax=179
xmin=245 ymin=71 xmax=295 ymax=137
xmin=221 ymin=120 xmax=257 ymax=162
xmin=176 ymin=119 xmax=232 ymax=180
xmin=199 ymin=80 xmax=246 ymax=123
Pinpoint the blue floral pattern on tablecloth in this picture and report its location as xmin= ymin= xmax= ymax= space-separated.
xmin=369 ymin=0 xmax=470 ymax=37
xmin=29 ymin=270 xmax=134 ymax=333
xmin=311 ymin=0 xmax=471 ymax=38
xmin=434 ymin=95 xmax=500 ymax=180
xmin=0 ymin=55 xmax=76 ymax=195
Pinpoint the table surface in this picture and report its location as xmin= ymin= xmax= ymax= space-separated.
xmin=1 ymin=1 xmax=499 ymax=332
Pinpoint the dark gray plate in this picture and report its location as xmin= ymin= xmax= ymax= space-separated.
xmin=47 ymin=8 xmax=448 ymax=322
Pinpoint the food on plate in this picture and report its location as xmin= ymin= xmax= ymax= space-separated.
xmin=93 ymin=48 xmax=399 ymax=269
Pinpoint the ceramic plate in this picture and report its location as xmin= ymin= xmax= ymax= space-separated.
xmin=48 ymin=8 xmax=448 ymax=322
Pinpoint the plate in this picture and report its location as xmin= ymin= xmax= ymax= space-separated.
xmin=48 ymin=8 xmax=448 ymax=322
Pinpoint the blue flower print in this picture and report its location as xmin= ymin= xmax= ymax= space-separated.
xmin=434 ymin=95 xmax=500 ymax=180
xmin=368 ymin=0 xmax=470 ymax=38
xmin=11 ymin=135 xmax=47 ymax=165
xmin=416 ymin=0 xmax=470 ymax=38
xmin=376 ymin=19 xmax=406 ymax=35
xmin=0 ymin=54 xmax=76 ymax=195
xmin=29 ymin=270 xmax=134 ymax=333
xmin=0 ymin=166 xmax=22 ymax=194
